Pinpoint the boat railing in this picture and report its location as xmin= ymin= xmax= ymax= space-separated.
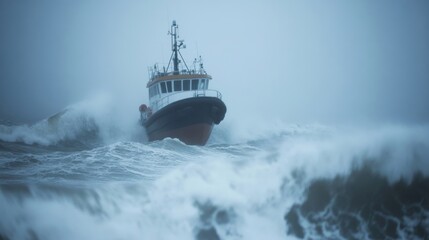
xmin=152 ymin=89 xmax=222 ymax=112
xmin=148 ymin=64 xmax=207 ymax=81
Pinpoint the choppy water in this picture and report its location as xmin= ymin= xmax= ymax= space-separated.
xmin=1 ymin=104 xmax=428 ymax=240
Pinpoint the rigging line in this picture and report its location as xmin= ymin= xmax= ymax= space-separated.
xmin=166 ymin=51 xmax=174 ymax=72
xmin=178 ymin=50 xmax=190 ymax=71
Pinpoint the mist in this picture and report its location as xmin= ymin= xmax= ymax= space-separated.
xmin=1 ymin=0 xmax=428 ymax=126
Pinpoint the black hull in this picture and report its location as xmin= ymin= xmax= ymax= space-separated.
xmin=144 ymin=97 xmax=226 ymax=145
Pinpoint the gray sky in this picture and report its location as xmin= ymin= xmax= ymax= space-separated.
xmin=1 ymin=0 xmax=428 ymax=125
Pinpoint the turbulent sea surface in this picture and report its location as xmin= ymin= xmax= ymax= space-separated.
xmin=1 ymin=105 xmax=429 ymax=240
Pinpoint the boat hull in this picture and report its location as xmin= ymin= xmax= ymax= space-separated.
xmin=144 ymin=97 xmax=226 ymax=145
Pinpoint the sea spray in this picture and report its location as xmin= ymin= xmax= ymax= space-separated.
xmin=0 ymin=94 xmax=146 ymax=148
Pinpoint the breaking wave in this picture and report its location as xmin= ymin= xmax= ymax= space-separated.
xmin=0 ymin=95 xmax=145 ymax=148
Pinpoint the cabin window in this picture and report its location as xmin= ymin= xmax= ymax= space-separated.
xmin=200 ymin=79 xmax=206 ymax=90
xmin=183 ymin=80 xmax=190 ymax=91
xmin=174 ymin=80 xmax=182 ymax=91
xmin=191 ymin=79 xmax=199 ymax=90
xmin=160 ymin=82 xmax=167 ymax=93
xmin=155 ymin=84 xmax=160 ymax=96
xmin=150 ymin=86 xmax=155 ymax=98
xmin=166 ymin=81 xmax=172 ymax=92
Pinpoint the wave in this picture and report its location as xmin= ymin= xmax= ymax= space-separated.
xmin=0 ymin=109 xmax=99 ymax=148
xmin=0 ymin=95 xmax=146 ymax=149
xmin=0 ymin=124 xmax=428 ymax=239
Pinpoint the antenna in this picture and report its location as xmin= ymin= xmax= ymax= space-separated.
xmin=196 ymin=42 xmax=199 ymax=60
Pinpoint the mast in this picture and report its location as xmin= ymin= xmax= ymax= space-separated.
xmin=171 ymin=21 xmax=179 ymax=74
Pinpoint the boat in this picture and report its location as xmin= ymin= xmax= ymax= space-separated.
xmin=139 ymin=21 xmax=227 ymax=145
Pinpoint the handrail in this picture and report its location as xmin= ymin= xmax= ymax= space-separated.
xmin=149 ymin=69 xmax=207 ymax=81
xmin=152 ymin=89 xmax=222 ymax=112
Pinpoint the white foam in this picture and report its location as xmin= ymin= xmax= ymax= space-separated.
xmin=0 ymin=93 xmax=145 ymax=146
xmin=276 ymin=124 xmax=429 ymax=184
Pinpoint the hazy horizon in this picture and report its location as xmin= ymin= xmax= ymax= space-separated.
xmin=1 ymin=0 xmax=428 ymax=126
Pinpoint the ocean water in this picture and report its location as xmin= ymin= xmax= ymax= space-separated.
xmin=1 ymin=103 xmax=429 ymax=240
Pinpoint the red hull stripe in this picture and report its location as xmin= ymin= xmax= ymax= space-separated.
xmin=149 ymin=123 xmax=213 ymax=145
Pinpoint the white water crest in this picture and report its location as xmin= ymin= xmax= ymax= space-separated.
xmin=0 ymin=94 xmax=145 ymax=147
